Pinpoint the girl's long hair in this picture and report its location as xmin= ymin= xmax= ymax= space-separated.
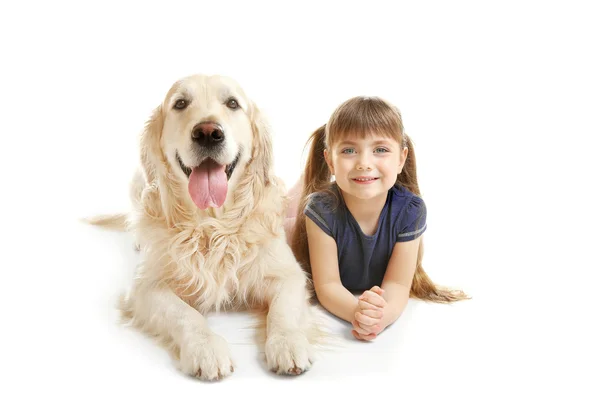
xmin=291 ymin=97 xmax=469 ymax=303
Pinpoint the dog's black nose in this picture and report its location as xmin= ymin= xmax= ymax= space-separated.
xmin=192 ymin=122 xmax=225 ymax=146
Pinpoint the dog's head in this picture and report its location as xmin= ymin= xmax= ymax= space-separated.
xmin=139 ymin=74 xmax=274 ymax=212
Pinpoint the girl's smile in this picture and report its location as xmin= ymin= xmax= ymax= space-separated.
xmin=351 ymin=176 xmax=380 ymax=184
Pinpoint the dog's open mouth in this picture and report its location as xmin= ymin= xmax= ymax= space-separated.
xmin=176 ymin=151 xmax=240 ymax=180
xmin=176 ymin=150 xmax=241 ymax=210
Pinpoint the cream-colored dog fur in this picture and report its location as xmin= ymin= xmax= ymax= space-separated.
xmin=87 ymin=74 xmax=324 ymax=380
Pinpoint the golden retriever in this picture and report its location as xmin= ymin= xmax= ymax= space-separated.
xmin=86 ymin=74 xmax=324 ymax=380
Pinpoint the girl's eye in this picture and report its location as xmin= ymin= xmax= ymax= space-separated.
xmin=341 ymin=148 xmax=356 ymax=154
xmin=375 ymin=147 xmax=390 ymax=153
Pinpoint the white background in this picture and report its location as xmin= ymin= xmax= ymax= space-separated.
xmin=1 ymin=0 xmax=599 ymax=409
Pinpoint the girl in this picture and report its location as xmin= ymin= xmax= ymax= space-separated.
xmin=286 ymin=96 xmax=469 ymax=341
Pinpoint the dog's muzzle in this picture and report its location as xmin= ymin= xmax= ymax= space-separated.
xmin=176 ymin=150 xmax=241 ymax=181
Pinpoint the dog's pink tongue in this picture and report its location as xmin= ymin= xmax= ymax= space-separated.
xmin=188 ymin=160 xmax=228 ymax=209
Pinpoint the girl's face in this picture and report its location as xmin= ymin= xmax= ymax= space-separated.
xmin=325 ymin=134 xmax=408 ymax=202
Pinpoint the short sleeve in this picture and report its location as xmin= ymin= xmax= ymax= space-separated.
xmin=303 ymin=192 xmax=335 ymax=237
xmin=396 ymin=195 xmax=427 ymax=242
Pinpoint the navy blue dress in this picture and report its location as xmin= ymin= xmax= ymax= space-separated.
xmin=304 ymin=184 xmax=427 ymax=292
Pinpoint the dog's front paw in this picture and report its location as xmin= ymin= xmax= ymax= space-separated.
xmin=179 ymin=332 xmax=234 ymax=381
xmin=265 ymin=330 xmax=314 ymax=375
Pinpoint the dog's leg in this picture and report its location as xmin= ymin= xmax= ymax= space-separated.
xmin=125 ymin=283 xmax=234 ymax=381
xmin=263 ymin=264 xmax=316 ymax=375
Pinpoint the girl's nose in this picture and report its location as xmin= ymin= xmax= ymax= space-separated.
xmin=356 ymin=152 xmax=373 ymax=171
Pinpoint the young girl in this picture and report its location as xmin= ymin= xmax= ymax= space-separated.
xmin=285 ymin=96 xmax=469 ymax=341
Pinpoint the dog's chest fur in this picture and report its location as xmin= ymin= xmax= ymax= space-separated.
xmin=136 ymin=177 xmax=286 ymax=313
xmin=149 ymin=215 xmax=278 ymax=313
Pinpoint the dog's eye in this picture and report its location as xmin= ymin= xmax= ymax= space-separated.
xmin=173 ymin=99 xmax=189 ymax=110
xmin=226 ymin=98 xmax=239 ymax=110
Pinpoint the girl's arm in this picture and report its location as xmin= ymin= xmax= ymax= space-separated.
xmin=305 ymin=217 xmax=358 ymax=323
xmin=378 ymin=236 xmax=422 ymax=330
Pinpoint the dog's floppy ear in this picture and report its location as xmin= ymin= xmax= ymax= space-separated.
xmin=139 ymin=104 xmax=165 ymax=184
xmin=248 ymin=101 xmax=274 ymax=184
xmin=138 ymin=104 xmax=186 ymax=227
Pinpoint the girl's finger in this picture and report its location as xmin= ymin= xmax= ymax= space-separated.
xmin=352 ymin=329 xmax=376 ymax=341
xmin=358 ymin=322 xmax=381 ymax=334
xmin=358 ymin=299 xmax=381 ymax=311
xmin=355 ymin=311 xmax=379 ymax=326
xmin=359 ymin=291 xmax=386 ymax=308
xmin=361 ymin=332 xmax=377 ymax=341
xmin=352 ymin=320 xmax=371 ymax=335
xmin=359 ymin=308 xmax=383 ymax=319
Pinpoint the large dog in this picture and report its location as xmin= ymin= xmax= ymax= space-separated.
xmin=87 ymin=74 xmax=323 ymax=380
